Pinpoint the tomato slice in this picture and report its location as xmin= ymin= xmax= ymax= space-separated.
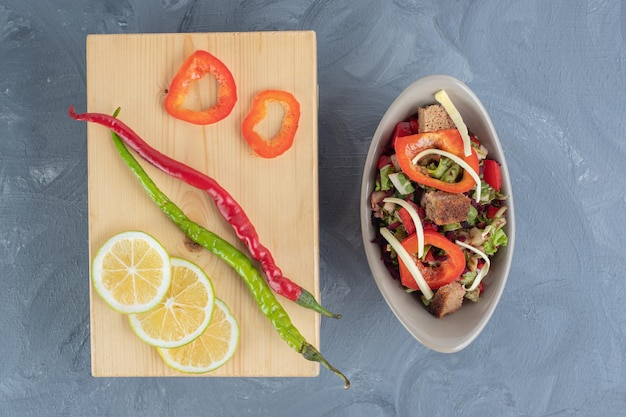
xmin=396 ymin=200 xmax=421 ymax=235
xmin=486 ymin=205 xmax=500 ymax=218
xmin=398 ymin=230 xmax=466 ymax=290
xmin=392 ymin=121 xmax=413 ymax=143
xmin=482 ymin=159 xmax=502 ymax=191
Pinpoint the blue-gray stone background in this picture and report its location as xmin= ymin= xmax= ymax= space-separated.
xmin=1 ymin=0 xmax=625 ymax=416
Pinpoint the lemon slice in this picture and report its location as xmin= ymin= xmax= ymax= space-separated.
xmin=92 ymin=231 xmax=172 ymax=314
xmin=158 ymin=298 xmax=239 ymax=373
xmin=129 ymin=257 xmax=216 ymax=349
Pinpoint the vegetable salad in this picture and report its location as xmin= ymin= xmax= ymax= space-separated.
xmin=369 ymin=92 xmax=509 ymax=318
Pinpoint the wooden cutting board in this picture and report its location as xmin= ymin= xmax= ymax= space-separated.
xmin=86 ymin=32 xmax=320 ymax=377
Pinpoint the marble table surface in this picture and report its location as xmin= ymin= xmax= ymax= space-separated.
xmin=2 ymin=0 xmax=625 ymax=416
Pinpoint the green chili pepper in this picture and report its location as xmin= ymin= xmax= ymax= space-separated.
xmin=109 ymin=127 xmax=349 ymax=389
xmin=70 ymin=105 xmax=339 ymax=319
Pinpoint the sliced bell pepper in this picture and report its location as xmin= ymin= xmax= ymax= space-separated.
xmin=483 ymin=159 xmax=502 ymax=191
xmin=241 ymin=89 xmax=300 ymax=158
xmin=394 ymin=129 xmax=479 ymax=194
xmin=163 ymin=50 xmax=237 ymax=125
xmin=398 ymin=230 xmax=466 ymax=291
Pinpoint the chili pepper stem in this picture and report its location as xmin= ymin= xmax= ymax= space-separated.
xmin=296 ymin=289 xmax=342 ymax=319
xmin=107 ymin=129 xmax=349 ymax=388
xmin=301 ymin=342 xmax=350 ymax=389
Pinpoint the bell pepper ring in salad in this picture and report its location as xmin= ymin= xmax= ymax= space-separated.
xmin=394 ymin=129 xmax=480 ymax=197
xmin=163 ymin=50 xmax=237 ymax=125
xmin=370 ymin=89 xmax=509 ymax=318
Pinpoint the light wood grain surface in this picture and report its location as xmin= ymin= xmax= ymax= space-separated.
xmin=86 ymin=32 xmax=320 ymax=377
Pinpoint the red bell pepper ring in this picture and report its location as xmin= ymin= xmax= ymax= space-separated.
xmin=394 ymin=129 xmax=479 ymax=194
xmin=241 ymin=90 xmax=300 ymax=158
xmin=482 ymin=159 xmax=502 ymax=191
xmin=163 ymin=50 xmax=237 ymax=125
xmin=398 ymin=230 xmax=466 ymax=291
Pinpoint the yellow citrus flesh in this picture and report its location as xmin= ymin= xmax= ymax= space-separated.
xmin=129 ymin=257 xmax=215 ymax=349
xmin=92 ymin=231 xmax=171 ymax=314
xmin=158 ymin=298 xmax=239 ymax=373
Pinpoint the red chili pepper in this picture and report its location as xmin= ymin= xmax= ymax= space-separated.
xmin=241 ymin=90 xmax=300 ymax=158
xmin=394 ymin=129 xmax=479 ymax=194
xmin=482 ymin=159 xmax=502 ymax=191
xmin=68 ymin=106 xmax=340 ymax=319
xmin=398 ymin=229 xmax=465 ymax=290
xmin=163 ymin=50 xmax=237 ymax=125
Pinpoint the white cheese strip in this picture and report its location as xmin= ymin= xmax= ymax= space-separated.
xmin=383 ymin=197 xmax=424 ymax=258
xmin=380 ymin=227 xmax=434 ymax=300
xmin=455 ymin=240 xmax=491 ymax=291
xmin=435 ymin=89 xmax=472 ymax=157
xmin=411 ymin=148 xmax=482 ymax=202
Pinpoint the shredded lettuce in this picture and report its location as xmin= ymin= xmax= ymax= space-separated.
xmin=483 ymin=227 xmax=508 ymax=256
xmin=443 ymin=222 xmax=461 ymax=232
xmin=460 ymin=271 xmax=481 ymax=302
xmin=466 ymin=205 xmax=478 ymax=225
xmin=461 ymin=271 xmax=477 ymax=286
xmin=441 ymin=164 xmax=461 ymax=183
xmin=480 ymin=180 xmax=496 ymax=202
xmin=471 ymin=140 xmax=489 ymax=160
xmin=388 ymin=172 xmax=415 ymax=195
xmin=464 ymin=287 xmax=481 ymax=303
xmin=426 ymin=156 xmax=453 ymax=179
xmin=467 ymin=214 xmax=508 ymax=256
xmin=379 ymin=165 xmax=395 ymax=191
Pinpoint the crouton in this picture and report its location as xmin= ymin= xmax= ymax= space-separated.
xmin=427 ymin=281 xmax=465 ymax=318
xmin=424 ymin=191 xmax=471 ymax=225
xmin=417 ymin=104 xmax=455 ymax=133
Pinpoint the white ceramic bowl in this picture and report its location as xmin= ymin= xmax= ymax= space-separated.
xmin=360 ymin=75 xmax=516 ymax=353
